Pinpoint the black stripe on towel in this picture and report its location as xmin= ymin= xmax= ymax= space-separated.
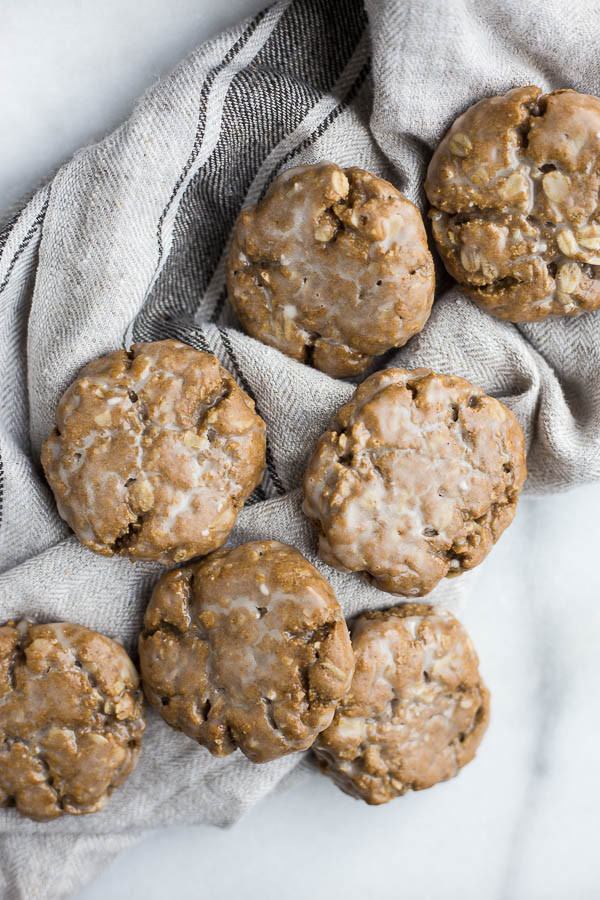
xmin=152 ymin=9 xmax=268 ymax=272
xmin=132 ymin=0 xmax=367 ymax=499
xmin=134 ymin=0 xmax=367 ymax=335
xmin=209 ymin=55 xmax=371 ymax=322
xmin=0 ymin=196 xmax=50 ymax=297
xmin=0 ymin=210 xmax=21 ymax=257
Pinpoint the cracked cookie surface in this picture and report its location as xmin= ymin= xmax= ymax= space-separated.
xmin=302 ymin=367 xmax=526 ymax=596
xmin=41 ymin=339 xmax=266 ymax=564
xmin=426 ymin=85 xmax=600 ymax=320
xmin=227 ymin=162 xmax=435 ymax=377
xmin=314 ymin=605 xmax=489 ymax=805
xmin=0 ymin=619 xmax=145 ymax=822
xmin=139 ymin=541 xmax=354 ymax=763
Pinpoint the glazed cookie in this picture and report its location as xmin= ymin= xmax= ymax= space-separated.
xmin=227 ymin=162 xmax=435 ymax=377
xmin=139 ymin=541 xmax=354 ymax=763
xmin=41 ymin=339 xmax=266 ymax=564
xmin=314 ymin=605 xmax=489 ymax=805
xmin=426 ymin=86 xmax=600 ymax=320
xmin=0 ymin=619 xmax=145 ymax=822
xmin=302 ymin=367 xmax=526 ymax=596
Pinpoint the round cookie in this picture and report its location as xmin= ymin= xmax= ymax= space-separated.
xmin=227 ymin=162 xmax=435 ymax=377
xmin=426 ymin=85 xmax=600 ymax=320
xmin=302 ymin=367 xmax=526 ymax=596
xmin=313 ymin=605 xmax=489 ymax=805
xmin=139 ymin=541 xmax=354 ymax=763
xmin=0 ymin=619 xmax=145 ymax=822
xmin=41 ymin=339 xmax=266 ymax=564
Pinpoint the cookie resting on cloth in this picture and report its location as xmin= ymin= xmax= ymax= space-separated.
xmin=0 ymin=620 xmax=145 ymax=822
xmin=302 ymin=367 xmax=526 ymax=596
xmin=139 ymin=541 xmax=355 ymax=763
xmin=313 ymin=605 xmax=489 ymax=805
xmin=227 ymin=162 xmax=435 ymax=377
xmin=426 ymin=85 xmax=600 ymax=321
xmin=41 ymin=339 xmax=266 ymax=564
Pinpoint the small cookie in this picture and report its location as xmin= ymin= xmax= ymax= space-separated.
xmin=139 ymin=541 xmax=354 ymax=763
xmin=0 ymin=619 xmax=145 ymax=822
xmin=41 ymin=339 xmax=266 ymax=564
xmin=303 ymin=367 xmax=526 ymax=596
xmin=426 ymin=85 xmax=600 ymax=320
xmin=314 ymin=605 xmax=489 ymax=805
xmin=227 ymin=162 xmax=435 ymax=377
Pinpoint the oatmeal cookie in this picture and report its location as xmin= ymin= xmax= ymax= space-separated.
xmin=41 ymin=339 xmax=266 ymax=564
xmin=139 ymin=541 xmax=354 ymax=763
xmin=426 ymin=86 xmax=600 ymax=320
xmin=314 ymin=605 xmax=489 ymax=805
xmin=0 ymin=619 xmax=145 ymax=822
xmin=227 ymin=162 xmax=435 ymax=377
xmin=302 ymin=367 xmax=526 ymax=596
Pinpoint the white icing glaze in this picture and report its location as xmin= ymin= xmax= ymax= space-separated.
xmin=303 ymin=368 xmax=524 ymax=595
xmin=315 ymin=609 xmax=487 ymax=801
xmin=228 ymin=163 xmax=434 ymax=374
xmin=428 ymin=87 xmax=600 ymax=316
xmin=42 ymin=342 xmax=265 ymax=563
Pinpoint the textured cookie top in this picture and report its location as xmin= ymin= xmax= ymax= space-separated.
xmin=426 ymin=86 xmax=600 ymax=320
xmin=227 ymin=162 xmax=435 ymax=377
xmin=0 ymin=619 xmax=145 ymax=822
xmin=302 ymin=368 xmax=526 ymax=596
xmin=41 ymin=339 xmax=266 ymax=564
xmin=314 ymin=605 xmax=489 ymax=805
xmin=139 ymin=541 xmax=354 ymax=763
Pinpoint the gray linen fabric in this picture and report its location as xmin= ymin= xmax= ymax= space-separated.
xmin=1 ymin=0 xmax=599 ymax=895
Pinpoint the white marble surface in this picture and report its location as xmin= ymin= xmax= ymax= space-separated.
xmin=2 ymin=2 xmax=599 ymax=898
xmin=0 ymin=0 xmax=266 ymax=212
xmin=73 ymin=486 xmax=600 ymax=900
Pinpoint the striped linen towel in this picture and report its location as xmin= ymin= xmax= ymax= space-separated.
xmin=1 ymin=0 xmax=600 ymax=895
